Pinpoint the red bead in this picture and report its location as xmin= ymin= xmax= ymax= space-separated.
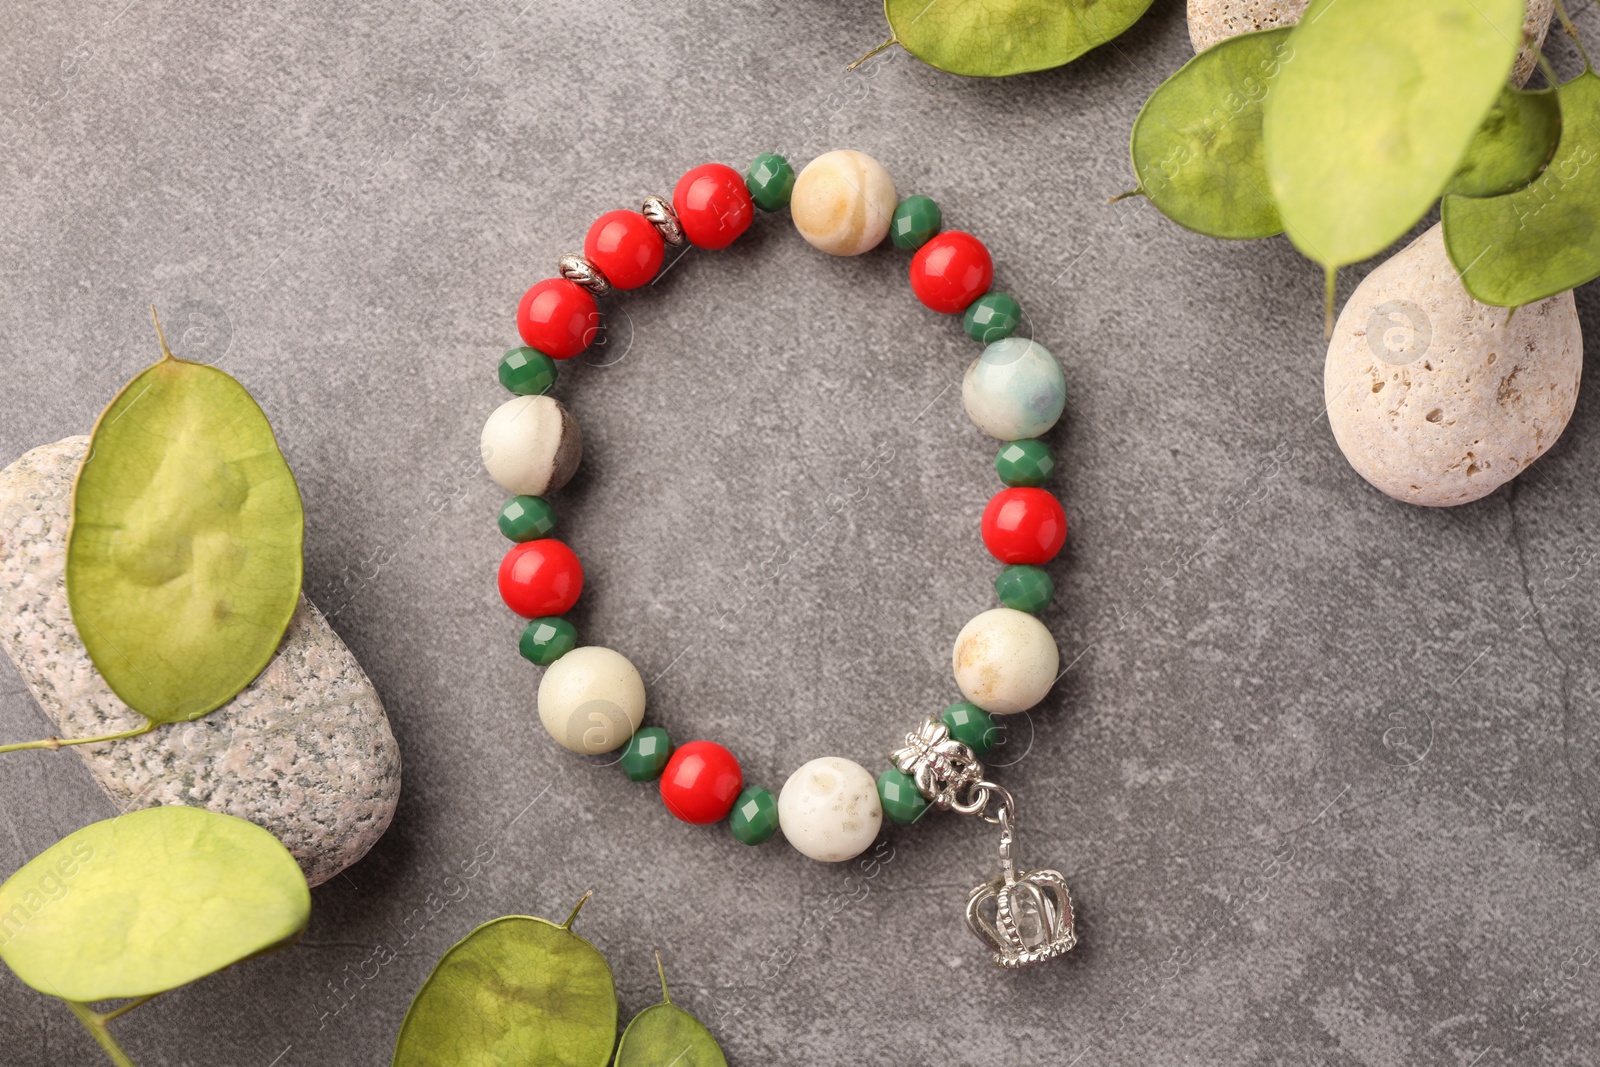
xmin=909 ymin=231 xmax=994 ymax=315
xmin=498 ymin=539 xmax=584 ymax=617
xmin=584 ymin=210 xmax=665 ymax=290
xmin=672 ymin=164 xmax=754 ymax=250
xmin=981 ymin=488 xmax=1066 ymax=565
xmin=659 ymin=740 xmax=743 ymax=825
xmin=517 ymin=279 xmax=598 ymax=360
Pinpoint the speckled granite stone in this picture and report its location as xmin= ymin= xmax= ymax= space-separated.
xmin=1187 ymin=0 xmax=1553 ymax=86
xmin=0 ymin=436 xmax=400 ymax=887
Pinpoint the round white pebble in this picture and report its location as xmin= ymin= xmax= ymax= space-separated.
xmin=537 ymin=646 xmax=645 ymax=755
xmin=790 ymin=149 xmax=897 ymax=256
xmin=962 ymin=338 xmax=1067 ymax=440
xmin=952 ymin=608 xmax=1058 ymax=715
xmin=778 ymin=757 xmax=883 ymax=862
xmin=481 ymin=394 xmax=584 ymax=497
xmin=1325 ymin=223 xmax=1582 ymax=507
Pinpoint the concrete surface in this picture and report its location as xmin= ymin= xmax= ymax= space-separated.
xmin=3 ymin=1 xmax=1599 ymax=1065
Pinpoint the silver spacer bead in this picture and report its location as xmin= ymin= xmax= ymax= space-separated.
xmin=558 ymin=253 xmax=612 ymax=297
xmin=641 ymin=194 xmax=686 ymax=246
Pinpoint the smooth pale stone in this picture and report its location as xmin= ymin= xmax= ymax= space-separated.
xmin=1186 ymin=0 xmax=1552 ymax=87
xmin=1325 ymin=224 xmax=1581 ymax=507
xmin=537 ymin=646 xmax=645 ymax=754
xmin=481 ymin=394 xmax=583 ymax=497
xmin=0 ymin=437 xmax=401 ymax=887
xmin=790 ymin=149 xmax=897 ymax=257
xmin=777 ymin=757 xmax=883 ymax=862
xmin=962 ymin=338 xmax=1067 ymax=441
xmin=953 ymin=608 xmax=1059 ymax=715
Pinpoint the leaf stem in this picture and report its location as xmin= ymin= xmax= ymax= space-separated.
xmin=847 ymin=35 xmax=897 ymax=71
xmin=654 ymin=949 xmax=671 ymax=1004
xmin=0 ymin=722 xmax=154 ymax=755
xmin=1323 ymin=265 xmax=1338 ymax=339
xmin=100 ymin=993 xmax=160 ymax=1023
xmin=66 ymin=1001 xmax=141 ymax=1067
xmin=560 ymin=889 xmax=593 ymax=930
xmin=1553 ymin=0 xmax=1593 ymax=72
xmin=150 ymin=305 xmax=175 ymax=362
xmin=1107 ymin=188 xmax=1144 ymax=204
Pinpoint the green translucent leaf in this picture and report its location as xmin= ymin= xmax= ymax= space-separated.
xmin=392 ymin=904 xmax=617 ymax=1067
xmin=1263 ymin=0 xmax=1526 ymax=268
xmin=1442 ymin=71 xmax=1600 ymax=307
xmin=1130 ymin=27 xmax=1292 ymax=240
xmin=0 ymin=806 xmax=310 ymax=1002
xmin=66 ymin=322 xmax=304 ymax=723
xmin=884 ymin=0 xmax=1156 ymax=77
xmin=1446 ymin=83 xmax=1562 ymax=198
xmin=615 ymin=957 xmax=727 ymax=1067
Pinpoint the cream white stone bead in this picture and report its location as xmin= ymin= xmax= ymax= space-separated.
xmin=962 ymin=338 xmax=1067 ymax=441
xmin=537 ymin=646 xmax=645 ymax=754
xmin=777 ymin=756 xmax=883 ymax=862
xmin=952 ymin=608 xmax=1058 ymax=715
xmin=480 ymin=394 xmax=583 ymax=497
xmin=790 ymin=150 xmax=897 ymax=256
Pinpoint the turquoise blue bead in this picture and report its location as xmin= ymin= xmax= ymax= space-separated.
xmin=499 ymin=347 xmax=558 ymax=395
xmin=963 ymin=293 xmax=1022 ymax=343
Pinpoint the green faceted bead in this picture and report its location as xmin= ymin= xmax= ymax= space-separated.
xmin=499 ymin=346 xmax=558 ymax=395
xmin=518 ymin=616 xmax=577 ymax=666
xmin=890 ymin=195 xmax=941 ymax=251
xmin=877 ymin=767 xmax=929 ymax=826
xmin=994 ymin=439 xmax=1054 ymax=487
xmin=746 ymin=153 xmax=796 ymax=212
xmin=964 ymin=292 xmax=1022 ymax=343
xmin=498 ymin=495 xmax=556 ymax=541
xmin=941 ymin=702 xmax=999 ymax=756
xmin=729 ymin=786 xmax=779 ymax=844
xmin=620 ymin=726 xmax=673 ymax=783
xmin=996 ymin=564 xmax=1054 ymax=614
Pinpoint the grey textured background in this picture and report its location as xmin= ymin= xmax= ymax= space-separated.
xmin=3 ymin=1 xmax=1600 ymax=1064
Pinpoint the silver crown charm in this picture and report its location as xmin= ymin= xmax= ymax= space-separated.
xmin=891 ymin=718 xmax=1078 ymax=968
xmin=963 ymin=785 xmax=1077 ymax=968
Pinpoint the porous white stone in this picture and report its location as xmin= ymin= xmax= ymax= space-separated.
xmin=1324 ymin=224 xmax=1581 ymax=507
xmin=0 ymin=437 xmax=400 ymax=887
xmin=777 ymin=756 xmax=882 ymax=863
xmin=790 ymin=150 xmax=897 ymax=257
xmin=481 ymin=394 xmax=583 ymax=497
xmin=537 ymin=646 xmax=645 ymax=754
xmin=952 ymin=607 xmax=1059 ymax=715
xmin=1186 ymin=0 xmax=1552 ymax=87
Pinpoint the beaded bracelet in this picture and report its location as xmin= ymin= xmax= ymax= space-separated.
xmin=479 ymin=149 xmax=1076 ymax=968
